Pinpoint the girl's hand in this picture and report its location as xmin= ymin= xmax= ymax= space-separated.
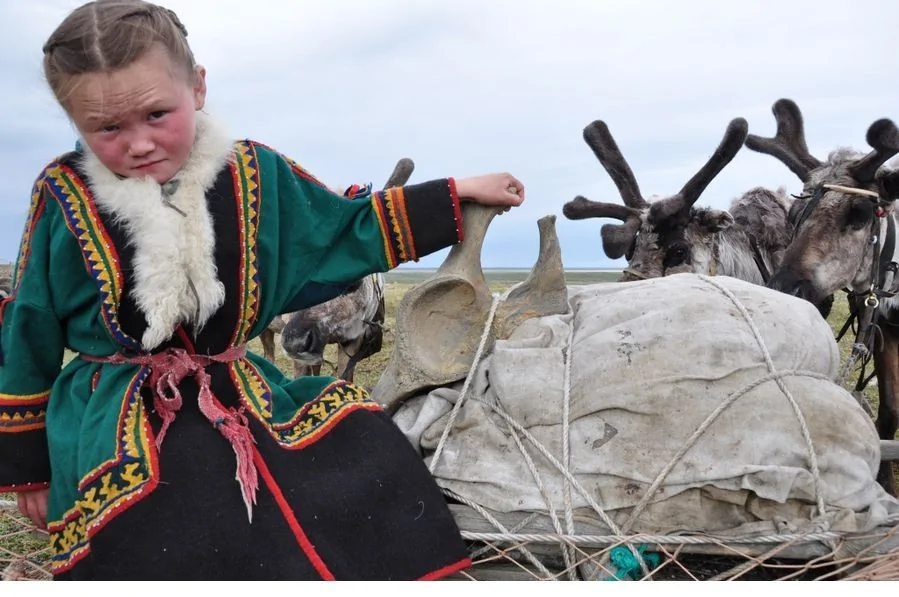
xmin=17 ymin=489 xmax=49 ymax=530
xmin=455 ymin=173 xmax=525 ymax=209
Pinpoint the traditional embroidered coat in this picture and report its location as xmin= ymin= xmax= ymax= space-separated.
xmin=0 ymin=115 xmax=470 ymax=580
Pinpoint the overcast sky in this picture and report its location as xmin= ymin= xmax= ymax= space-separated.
xmin=2 ymin=0 xmax=896 ymax=269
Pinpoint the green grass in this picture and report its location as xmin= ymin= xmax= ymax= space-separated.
xmin=0 ymin=271 xmax=880 ymax=577
xmin=827 ymin=293 xmax=879 ymax=410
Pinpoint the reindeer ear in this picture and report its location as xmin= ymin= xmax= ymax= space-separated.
xmin=600 ymin=219 xmax=640 ymax=259
xmin=698 ymin=209 xmax=735 ymax=233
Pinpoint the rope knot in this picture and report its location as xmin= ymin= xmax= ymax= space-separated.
xmin=78 ymin=344 xmax=257 ymax=520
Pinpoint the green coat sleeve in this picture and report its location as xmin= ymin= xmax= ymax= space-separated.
xmin=250 ymin=142 xmax=464 ymax=315
xmin=0 ymin=174 xmax=66 ymax=491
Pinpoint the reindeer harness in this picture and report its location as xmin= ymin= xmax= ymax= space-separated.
xmin=803 ymin=184 xmax=899 ymax=392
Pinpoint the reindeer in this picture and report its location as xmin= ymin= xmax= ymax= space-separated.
xmin=281 ymin=273 xmax=385 ymax=382
xmin=562 ymin=117 xmax=834 ymax=316
xmin=279 ymin=158 xmax=415 ymax=382
xmin=257 ymin=316 xmax=287 ymax=363
xmin=563 ymin=119 xmax=778 ymax=282
xmin=744 ymin=98 xmax=899 ymax=494
xmin=0 ymin=262 xmax=10 ymax=298
xmin=252 ymin=163 xmax=411 ymax=366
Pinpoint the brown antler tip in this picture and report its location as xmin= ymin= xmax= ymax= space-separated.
xmin=562 ymin=196 xmax=641 ymax=222
xmin=867 ymin=119 xmax=899 ymax=152
xmin=562 ymin=195 xmax=591 ymax=219
xmin=728 ymin=117 xmax=750 ymax=139
xmin=600 ymin=220 xmax=640 ymax=259
xmin=771 ymin=99 xmax=806 ymax=128
xmin=581 ymin=120 xmax=649 ymax=209
xmin=743 ymin=98 xmax=819 ymax=182
xmin=583 ymin=120 xmax=611 ymax=143
xmin=772 ymin=98 xmax=800 ymax=113
xmin=383 ymin=157 xmax=415 ymax=188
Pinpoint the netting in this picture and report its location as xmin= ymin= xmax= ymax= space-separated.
xmin=0 ymin=499 xmax=51 ymax=581
xmin=450 ymin=519 xmax=899 ymax=580
xmin=6 ymin=495 xmax=899 ymax=581
xmin=400 ymin=274 xmax=899 ymax=581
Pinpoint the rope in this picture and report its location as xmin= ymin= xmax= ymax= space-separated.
xmin=561 ymin=322 xmax=578 ymax=579
xmin=697 ymin=275 xmax=827 ymax=519
xmin=619 ymin=368 xmax=834 ymax=536
xmin=428 ymin=285 xmax=650 ymax=577
xmin=458 ymin=514 xmax=899 ymax=546
xmin=429 ymin=275 xmax=883 ymax=577
xmin=443 ymin=488 xmax=557 ymax=579
xmin=427 ymin=283 xmax=519 ymax=474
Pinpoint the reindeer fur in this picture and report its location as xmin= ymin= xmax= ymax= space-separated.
xmin=563 ymin=117 xmax=794 ymax=288
xmin=748 ymin=98 xmax=899 ymax=494
xmin=280 ymin=274 xmax=385 ymax=382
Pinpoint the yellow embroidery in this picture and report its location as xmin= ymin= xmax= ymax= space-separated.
xmin=45 ymin=164 xmax=139 ymax=351
xmin=271 ymin=381 xmax=380 ymax=448
xmin=230 ymin=142 xmax=262 ymax=346
xmin=0 ymin=390 xmax=49 ymax=433
xmin=48 ymin=369 xmax=157 ymax=573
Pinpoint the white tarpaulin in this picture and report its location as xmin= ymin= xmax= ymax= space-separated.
xmin=394 ymin=273 xmax=899 ymax=537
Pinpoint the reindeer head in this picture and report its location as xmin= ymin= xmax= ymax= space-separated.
xmin=281 ymin=274 xmax=384 ymax=368
xmin=280 ymin=158 xmax=412 ymax=375
xmin=746 ymin=99 xmax=899 ymax=306
xmin=563 ymin=118 xmax=748 ymax=281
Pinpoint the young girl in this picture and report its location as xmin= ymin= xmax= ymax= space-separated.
xmin=0 ymin=0 xmax=524 ymax=581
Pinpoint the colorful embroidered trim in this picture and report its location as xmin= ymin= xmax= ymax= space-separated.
xmin=12 ymin=181 xmax=47 ymax=291
xmin=447 ymin=177 xmax=464 ymax=243
xmin=371 ymin=195 xmax=398 ymax=268
xmin=371 ymin=188 xmax=416 ymax=268
xmin=230 ymin=359 xmax=273 ymax=422
xmin=232 ymin=365 xmax=379 ymax=449
xmin=48 ymin=368 xmax=159 ymax=573
xmin=269 ymin=380 xmax=380 ymax=448
xmin=45 ymin=164 xmax=140 ymax=352
xmin=0 ymin=390 xmax=50 ymax=433
xmin=230 ymin=142 xmax=263 ymax=346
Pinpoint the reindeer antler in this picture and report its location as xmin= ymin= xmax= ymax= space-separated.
xmin=562 ymin=196 xmax=640 ymax=222
xmin=849 ymin=119 xmax=899 ymax=183
xmin=649 ymin=117 xmax=749 ymax=223
xmin=383 ymin=158 xmax=415 ymax=188
xmin=563 ymin=121 xmax=649 ymax=259
xmin=562 ymin=196 xmax=643 ymax=259
xmin=744 ymin=99 xmax=822 ymax=183
xmin=582 ymin=120 xmax=649 ymax=209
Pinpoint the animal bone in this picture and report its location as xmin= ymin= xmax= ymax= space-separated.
xmin=372 ymin=204 xmax=569 ymax=413
xmin=494 ymin=214 xmax=568 ymax=340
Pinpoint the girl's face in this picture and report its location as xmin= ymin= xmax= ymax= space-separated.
xmin=67 ymin=44 xmax=207 ymax=184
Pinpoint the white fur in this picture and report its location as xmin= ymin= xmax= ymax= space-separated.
xmin=79 ymin=112 xmax=234 ymax=350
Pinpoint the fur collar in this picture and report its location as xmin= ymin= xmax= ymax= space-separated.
xmin=79 ymin=112 xmax=234 ymax=351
